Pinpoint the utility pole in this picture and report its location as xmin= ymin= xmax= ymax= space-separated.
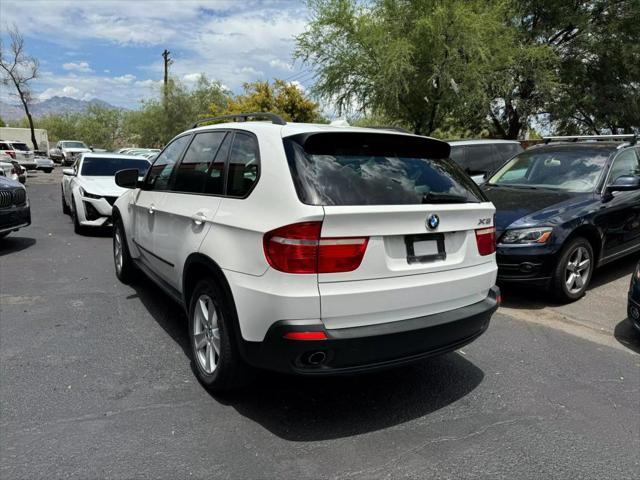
xmin=162 ymin=49 xmax=171 ymax=87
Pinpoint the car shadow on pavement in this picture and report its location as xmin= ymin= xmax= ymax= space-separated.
xmin=613 ymin=319 xmax=640 ymax=354
xmin=126 ymin=279 xmax=191 ymax=356
xmin=499 ymin=252 xmax=639 ymax=311
xmin=127 ymin=273 xmax=485 ymax=442
xmin=214 ymin=353 xmax=484 ymax=442
xmin=0 ymin=236 xmax=36 ymax=256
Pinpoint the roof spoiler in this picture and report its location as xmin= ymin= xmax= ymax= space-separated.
xmin=192 ymin=112 xmax=286 ymax=129
xmin=543 ymin=134 xmax=637 ymax=145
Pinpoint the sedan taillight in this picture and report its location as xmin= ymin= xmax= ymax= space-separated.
xmin=264 ymin=222 xmax=369 ymax=274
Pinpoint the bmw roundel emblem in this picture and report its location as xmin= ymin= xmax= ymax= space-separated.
xmin=427 ymin=214 xmax=440 ymax=230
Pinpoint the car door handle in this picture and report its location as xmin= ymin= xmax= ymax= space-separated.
xmin=191 ymin=212 xmax=208 ymax=225
xmin=148 ymin=205 xmax=155 ymax=215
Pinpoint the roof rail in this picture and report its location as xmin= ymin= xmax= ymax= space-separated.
xmin=543 ymin=134 xmax=637 ymax=145
xmin=192 ymin=112 xmax=286 ymax=129
xmin=368 ymin=126 xmax=411 ymax=134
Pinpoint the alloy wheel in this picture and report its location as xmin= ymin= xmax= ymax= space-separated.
xmin=193 ymin=294 xmax=221 ymax=374
xmin=565 ymin=246 xmax=591 ymax=294
xmin=114 ymin=228 xmax=123 ymax=274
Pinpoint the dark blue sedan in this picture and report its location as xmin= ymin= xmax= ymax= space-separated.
xmin=482 ymin=136 xmax=640 ymax=303
xmin=629 ymin=262 xmax=640 ymax=333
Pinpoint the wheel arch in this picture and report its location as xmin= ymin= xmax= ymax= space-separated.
xmin=182 ymin=253 xmax=248 ymax=353
xmin=562 ymin=224 xmax=603 ymax=264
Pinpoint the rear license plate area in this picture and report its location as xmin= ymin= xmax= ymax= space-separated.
xmin=404 ymin=233 xmax=446 ymax=264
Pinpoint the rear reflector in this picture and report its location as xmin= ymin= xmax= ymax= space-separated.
xmin=475 ymin=227 xmax=496 ymax=256
xmin=283 ymin=331 xmax=328 ymax=341
xmin=264 ymin=222 xmax=368 ymax=274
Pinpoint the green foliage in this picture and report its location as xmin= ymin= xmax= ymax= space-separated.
xmin=124 ymin=75 xmax=230 ymax=147
xmin=216 ymin=79 xmax=323 ymax=123
xmin=296 ymin=0 xmax=509 ymax=135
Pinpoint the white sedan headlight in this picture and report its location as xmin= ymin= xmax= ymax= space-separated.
xmin=79 ymin=186 xmax=101 ymax=200
xmin=500 ymin=227 xmax=553 ymax=245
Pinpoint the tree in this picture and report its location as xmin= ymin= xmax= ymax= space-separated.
xmin=547 ymin=0 xmax=640 ymax=134
xmin=219 ymin=79 xmax=323 ymax=123
xmin=123 ymin=75 xmax=230 ymax=147
xmin=0 ymin=26 xmax=39 ymax=149
xmin=296 ymin=0 xmax=508 ymax=135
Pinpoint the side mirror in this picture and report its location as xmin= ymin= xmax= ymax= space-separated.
xmin=607 ymin=175 xmax=640 ymax=193
xmin=62 ymin=168 xmax=74 ymax=176
xmin=115 ymin=168 xmax=140 ymax=189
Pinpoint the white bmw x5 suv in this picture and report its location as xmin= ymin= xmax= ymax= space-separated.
xmin=112 ymin=113 xmax=500 ymax=391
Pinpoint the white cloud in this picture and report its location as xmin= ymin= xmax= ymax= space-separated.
xmin=0 ymin=1 xmax=312 ymax=107
xmin=183 ymin=73 xmax=203 ymax=83
xmin=39 ymin=85 xmax=84 ymax=101
xmin=269 ymin=59 xmax=293 ymax=71
xmin=112 ymin=74 xmax=136 ymax=84
xmin=62 ymin=61 xmax=93 ymax=73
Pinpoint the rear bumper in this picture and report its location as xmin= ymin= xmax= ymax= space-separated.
xmin=240 ymin=286 xmax=499 ymax=375
xmin=0 ymin=203 xmax=31 ymax=234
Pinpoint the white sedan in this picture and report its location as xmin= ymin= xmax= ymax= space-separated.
xmin=61 ymin=153 xmax=150 ymax=233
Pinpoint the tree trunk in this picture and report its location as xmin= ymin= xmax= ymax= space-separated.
xmin=16 ymin=88 xmax=38 ymax=151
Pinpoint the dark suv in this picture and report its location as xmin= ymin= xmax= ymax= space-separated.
xmin=482 ymin=135 xmax=640 ymax=302
xmin=448 ymin=140 xmax=523 ymax=184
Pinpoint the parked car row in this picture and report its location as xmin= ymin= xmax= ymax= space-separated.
xmin=4 ymin=114 xmax=630 ymax=392
xmin=49 ymin=140 xmax=92 ymax=166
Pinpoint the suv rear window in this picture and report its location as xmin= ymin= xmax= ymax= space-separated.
xmin=283 ymin=132 xmax=485 ymax=205
xmin=11 ymin=143 xmax=30 ymax=151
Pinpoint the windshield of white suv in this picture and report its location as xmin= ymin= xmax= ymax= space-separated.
xmin=488 ymin=148 xmax=610 ymax=192
xmin=81 ymin=157 xmax=150 ymax=176
xmin=62 ymin=141 xmax=88 ymax=149
xmin=11 ymin=143 xmax=30 ymax=151
xmin=284 ymin=132 xmax=485 ymax=205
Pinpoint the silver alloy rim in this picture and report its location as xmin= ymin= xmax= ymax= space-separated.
xmin=193 ymin=294 xmax=221 ymax=374
xmin=565 ymin=246 xmax=590 ymax=294
xmin=114 ymin=229 xmax=123 ymax=273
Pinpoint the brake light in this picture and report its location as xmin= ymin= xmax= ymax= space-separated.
xmin=475 ymin=227 xmax=496 ymax=256
xmin=263 ymin=222 xmax=369 ymax=274
xmin=6 ymin=151 xmax=15 ymax=159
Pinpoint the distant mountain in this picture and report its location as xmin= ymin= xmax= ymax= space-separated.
xmin=0 ymin=96 xmax=120 ymax=123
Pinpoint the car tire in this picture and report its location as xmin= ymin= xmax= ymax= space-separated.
xmin=61 ymin=187 xmax=70 ymax=215
xmin=188 ymin=278 xmax=252 ymax=392
xmin=71 ymin=197 xmax=84 ymax=235
xmin=550 ymin=237 xmax=594 ymax=303
xmin=113 ymin=219 xmax=137 ymax=283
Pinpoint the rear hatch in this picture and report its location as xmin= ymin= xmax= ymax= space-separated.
xmin=10 ymin=143 xmax=34 ymax=162
xmin=282 ymin=131 xmax=497 ymax=328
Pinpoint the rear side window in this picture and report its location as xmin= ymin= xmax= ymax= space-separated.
xmin=146 ymin=135 xmax=190 ymax=191
xmin=448 ymin=146 xmax=466 ymax=167
xmin=496 ymin=143 xmax=523 ymax=162
xmin=464 ymin=145 xmax=496 ymax=175
xmin=172 ymin=131 xmax=226 ymax=194
xmin=0 ymin=143 xmax=10 ymax=150
xmin=284 ymin=132 xmax=484 ymax=205
xmin=227 ymin=132 xmax=259 ymax=197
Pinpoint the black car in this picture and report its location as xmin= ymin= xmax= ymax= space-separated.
xmin=629 ymin=261 xmax=640 ymax=333
xmin=482 ymin=135 xmax=640 ymax=302
xmin=0 ymin=175 xmax=30 ymax=238
xmin=448 ymin=139 xmax=523 ymax=184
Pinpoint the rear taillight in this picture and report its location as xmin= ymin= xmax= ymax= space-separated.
xmin=6 ymin=151 xmax=15 ymax=159
xmin=263 ymin=222 xmax=369 ymax=274
xmin=475 ymin=227 xmax=496 ymax=256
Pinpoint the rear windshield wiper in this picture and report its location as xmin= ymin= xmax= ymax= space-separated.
xmin=421 ymin=192 xmax=469 ymax=204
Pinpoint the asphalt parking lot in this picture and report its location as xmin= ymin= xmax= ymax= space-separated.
xmin=1 ymin=168 xmax=639 ymax=479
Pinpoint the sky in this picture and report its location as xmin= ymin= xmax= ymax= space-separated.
xmin=0 ymin=0 xmax=314 ymax=109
